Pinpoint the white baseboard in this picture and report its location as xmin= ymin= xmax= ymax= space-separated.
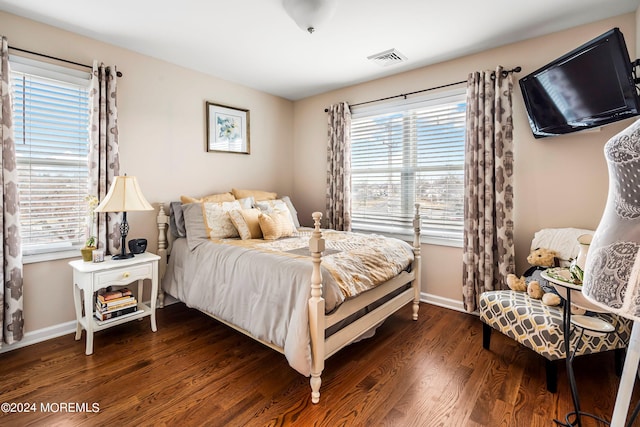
xmin=0 ymin=296 xmax=178 ymax=355
xmin=420 ymin=292 xmax=466 ymax=313
xmin=0 ymin=320 xmax=76 ymax=355
xmin=1 ymin=294 xmax=456 ymax=355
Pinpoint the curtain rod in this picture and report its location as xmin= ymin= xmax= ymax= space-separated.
xmin=8 ymin=46 xmax=123 ymax=77
xmin=324 ymin=66 xmax=521 ymax=112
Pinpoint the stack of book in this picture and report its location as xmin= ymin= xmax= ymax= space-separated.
xmin=95 ymin=288 xmax=139 ymax=322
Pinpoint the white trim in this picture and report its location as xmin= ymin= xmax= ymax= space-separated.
xmin=0 ymin=294 xmax=459 ymax=355
xmin=23 ymin=249 xmax=80 ymax=264
xmin=420 ymin=291 xmax=465 ymax=312
xmin=0 ymin=320 xmax=76 ymax=354
xmin=351 ymin=228 xmax=463 ymax=248
xmin=0 ymin=297 xmax=178 ymax=354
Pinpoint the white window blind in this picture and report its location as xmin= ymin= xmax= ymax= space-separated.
xmin=10 ymin=57 xmax=91 ymax=255
xmin=350 ymin=90 xmax=466 ymax=245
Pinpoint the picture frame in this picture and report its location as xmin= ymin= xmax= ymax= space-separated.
xmin=206 ymin=102 xmax=250 ymax=154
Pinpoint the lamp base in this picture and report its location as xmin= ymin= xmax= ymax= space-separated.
xmin=111 ymin=252 xmax=134 ymax=260
xmin=111 ymin=211 xmax=134 ymax=261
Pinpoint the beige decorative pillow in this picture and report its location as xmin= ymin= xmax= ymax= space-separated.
xmin=202 ymin=200 xmax=241 ymax=239
xmin=258 ymin=209 xmax=294 ymax=240
xmin=180 ymin=192 xmax=235 ymax=204
xmin=231 ymin=188 xmax=277 ymax=201
xmin=256 ymin=199 xmax=297 ymax=231
xmin=228 ymin=209 xmax=262 ymax=240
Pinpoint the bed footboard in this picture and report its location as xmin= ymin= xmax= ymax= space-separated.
xmin=155 ymin=201 xmax=422 ymax=404
xmin=307 ymin=204 xmax=421 ymax=404
xmin=412 ymin=203 xmax=422 ymax=320
xmin=308 ymin=212 xmax=325 ymax=404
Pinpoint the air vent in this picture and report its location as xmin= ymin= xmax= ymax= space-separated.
xmin=367 ymin=48 xmax=408 ymax=67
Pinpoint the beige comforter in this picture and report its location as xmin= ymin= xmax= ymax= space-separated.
xmin=162 ymin=229 xmax=414 ymax=376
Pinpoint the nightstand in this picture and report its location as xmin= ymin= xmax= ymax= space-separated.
xmin=69 ymin=251 xmax=160 ymax=355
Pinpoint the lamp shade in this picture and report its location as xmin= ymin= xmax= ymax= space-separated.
xmin=282 ymin=0 xmax=337 ymax=33
xmin=94 ymin=176 xmax=153 ymax=213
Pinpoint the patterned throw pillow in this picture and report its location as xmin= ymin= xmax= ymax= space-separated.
xmin=202 ymin=200 xmax=241 ymax=239
xmin=228 ymin=209 xmax=262 ymax=240
xmin=258 ymin=209 xmax=294 ymax=240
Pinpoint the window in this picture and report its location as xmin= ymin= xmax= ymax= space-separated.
xmin=350 ymin=90 xmax=466 ymax=246
xmin=10 ymin=56 xmax=92 ymax=257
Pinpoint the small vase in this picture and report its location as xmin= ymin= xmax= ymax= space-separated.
xmin=81 ymin=246 xmax=96 ymax=262
xmin=569 ymin=234 xmax=592 ymax=283
xmin=576 ymin=233 xmax=592 ymax=270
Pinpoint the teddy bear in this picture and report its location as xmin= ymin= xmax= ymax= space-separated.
xmin=526 ymin=247 xmax=557 ymax=269
xmin=505 ymin=246 xmax=562 ymax=307
xmin=506 ymin=273 xmax=561 ymax=304
xmin=507 ymin=273 xmax=561 ymax=306
xmin=506 ymin=273 xmax=527 ymax=292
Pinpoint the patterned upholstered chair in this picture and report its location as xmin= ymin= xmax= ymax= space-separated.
xmin=479 ymin=228 xmax=632 ymax=393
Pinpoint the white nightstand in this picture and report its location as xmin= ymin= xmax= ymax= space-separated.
xmin=69 ymin=251 xmax=160 ymax=355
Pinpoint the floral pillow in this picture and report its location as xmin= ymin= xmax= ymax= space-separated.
xmin=202 ymin=200 xmax=241 ymax=239
xmin=182 ymin=200 xmax=242 ymax=249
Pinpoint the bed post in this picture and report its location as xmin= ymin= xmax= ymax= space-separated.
xmin=309 ymin=212 xmax=326 ymax=404
xmin=157 ymin=203 xmax=169 ymax=308
xmin=412 ymin=203 xmax=422 ymax=321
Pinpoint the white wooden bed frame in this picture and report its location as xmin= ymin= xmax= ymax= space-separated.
xmin=155 ymin=203 xmax=422 ymax=404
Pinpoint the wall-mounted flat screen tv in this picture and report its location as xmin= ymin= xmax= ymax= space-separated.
xmin=519 ymin=28 xmax=640 ymax=138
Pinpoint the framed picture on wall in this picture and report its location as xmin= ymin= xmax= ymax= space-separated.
xmin=206 ymin=102 xmax=250 ymax=154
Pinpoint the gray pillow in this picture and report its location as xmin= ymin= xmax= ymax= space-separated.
xmin=169 ymin=201 xmax=186 ymax=238
xmin=182 ymin=203 xmax=209 ymax=250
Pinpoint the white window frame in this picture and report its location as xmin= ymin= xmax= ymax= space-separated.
xmin=350 ymin=88 xmax=466 ymax=247
xmin=10 ymin=56 xmax=92 ymax=263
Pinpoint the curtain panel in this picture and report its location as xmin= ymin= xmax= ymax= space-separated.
xmin=326 ymin=102 xmax=352 ymax=231
xmin=0 ymin=36 xmax=24 ymax=346
xmin=89 ymin=62 xmax=121 ymax=255
xmin=462 ymin=66 xmax=516 ymax=312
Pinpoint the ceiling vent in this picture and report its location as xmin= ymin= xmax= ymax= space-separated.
xmin=367 ymin=48 xmax=408 ymax=67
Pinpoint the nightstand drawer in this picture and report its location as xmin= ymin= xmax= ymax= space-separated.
xmin=95 ymin=263 xmax=153 ymax=288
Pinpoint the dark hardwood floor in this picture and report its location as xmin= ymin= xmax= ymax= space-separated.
xmin=1 ymin=302 xmax=639 ymax=426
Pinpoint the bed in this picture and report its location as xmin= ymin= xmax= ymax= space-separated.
xmin=155 ymin=192 xmax=422 ymax=403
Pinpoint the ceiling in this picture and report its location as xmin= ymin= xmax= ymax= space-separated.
xmin=0 ymin=0 xmax=639 ymax=101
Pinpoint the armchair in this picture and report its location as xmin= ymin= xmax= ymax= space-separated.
xmin=479 ymin=228 xmax=632 ymax=392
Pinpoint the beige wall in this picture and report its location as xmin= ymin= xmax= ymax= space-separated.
xmin=0 ymin=11 xmax=294 ymax=333
xmin=291 ymin=13 xmax=637 ymax=304
xmin=2 ymin=10 xmax=638 ymax=336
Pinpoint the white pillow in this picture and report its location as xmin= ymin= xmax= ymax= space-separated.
xmin=281 ymin=196 xmax=301 ymax=228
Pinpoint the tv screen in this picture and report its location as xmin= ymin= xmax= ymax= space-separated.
xmin=519 ymin=28 xmax=640 ymax=138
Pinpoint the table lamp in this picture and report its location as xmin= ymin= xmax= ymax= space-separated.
xmin=582 ymin=118 xmax=640 ymax=427
xmin=94 ymin=175 xmax=153 ymax=260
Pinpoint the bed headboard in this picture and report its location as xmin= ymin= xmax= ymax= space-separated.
xmin=156 ymin=203 xmax=172 ymax=282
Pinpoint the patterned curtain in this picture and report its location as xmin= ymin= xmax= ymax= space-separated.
xmin=326 ymin=102 xmax=352 ymax=231
xmin=0 ymin=37 xmax=24 ymax=346
xmin=89 ymin=61 xmax=121 ymax=255
xmin=462 ymin=66 xmax=515 ymax=312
